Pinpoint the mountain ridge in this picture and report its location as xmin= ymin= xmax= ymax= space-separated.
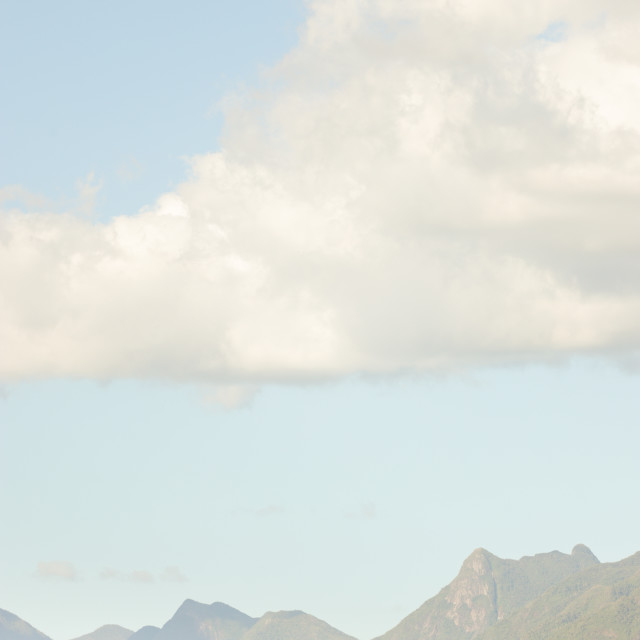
xmin=375 ymin=544 xmax=600 ymax=640
xmin=4 ymin=545 xmax=640 ymax=640
xmin=69 ymin=625 xmax=133 ymax=640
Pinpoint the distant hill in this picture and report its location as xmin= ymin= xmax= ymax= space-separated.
xmin=0 ymin=608 xmax=51 ymax=640
xmin=5 ymin=544 xmax=640 ymax=640
xmin=127 ymin=627 xmax=160 ymax=640
xmin=150 ymin=600 xmax=257 ymax=640
xmin=242 ymin=610 xmax=356 ymax=640
xmin=70 ymin=624 xmax=133 ymax=640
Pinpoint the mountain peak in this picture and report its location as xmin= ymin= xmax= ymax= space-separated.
xmin=571 ymin=543 xmax=599 ymax=562
xmin=460 ymin=548 xmax=495 ymax=575
xmin=69 ymin=624 xmax=133 ymax=640
xmin=243 ymin=610 xmax=356 ymax=640
xmin=159 ymin=599 xmax=257 ymax=640
xmin=176 ymin=599 xmax=200 ymax=612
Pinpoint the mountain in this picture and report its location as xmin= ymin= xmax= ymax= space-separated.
xmin=145 ymin=602 xmax=354 ymax=640
xmin=0 ymin=609 xmax=51 ymax=640
xmin=376 ymin=544 xmax=600 ymax=640
xmin=127 ymin=627 xmax=160 ymax=640
xmin=152 ymin=600 xmax=257 ymax=640
xmin=4 ymin=544 xmax=640 ymax=640
xmin=242 ymin=610 xmax=357 ymax=640
xmin=70 ymin=625 xmax=133 ymax=640
xmin=479 ymin=551 xmax=640 ymax=640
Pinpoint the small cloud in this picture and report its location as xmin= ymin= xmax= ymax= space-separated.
xmin=0 ymin=185 xmax=50 ymax=212
xmin=201 ymin=385 xmax=259 ymax=410
xmin=75 ymin=171 xmax=102 ymax=218
xmin=117 ymin=156 xmax=143 ymax=183
xmin=35 ymin=561 xmax=78 ymax=581
xmin=130 ymin=570 xmax=155 ymax=583
xmin=161 ymin=566 xmax=188 ymax=583
xmin=100 ymin=567 xmax=122 ymax=580
xmin=346 ymin=502 xmax=377 ymax=520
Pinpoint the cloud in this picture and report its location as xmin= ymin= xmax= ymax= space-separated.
xmin=117 ymin=156 xmax=143 ymax=183
xmin=0 ymin=185 xmax=50 ymax=212
xmin=35 ymin=561 xmax=78 ymax=581
xmin=99 ymin=568 xmax=121 ymax=580
xmin=130 ymin=570 xmax=154 ymax=583
xmin=3 ymin=1 xmax=640 ymax=384
xmin=100 ymin=568 xmax=154 ymax=583
xmin=201 ymin=384 xmax=259 ymax=409
xmin=75 ymin=172 xmax=102 ymax=218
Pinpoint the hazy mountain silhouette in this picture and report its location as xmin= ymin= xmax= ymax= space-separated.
xmin=151 ymin=600 xmax=256 ymax=640
xmin=127 ymin=626 xmax=160 ymax=640
xmin=6 ymin=544 xmax=640 ymax=640
xmin=243 ymin=610 xmax=356 ymax=640
xmin=69 ymin=625 xmax=133 ymax=640
xmin=0 ymin=608 xmax=51 ymax=640
xmin=376 ymin=544 xmax=600 ymax=640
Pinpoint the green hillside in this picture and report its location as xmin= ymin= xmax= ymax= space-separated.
xmin=241 ymin=611 xmax=356 ymax=640
xmin=479 ymin=552 xmax=640 ymax=640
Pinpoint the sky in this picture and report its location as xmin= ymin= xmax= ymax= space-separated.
xmin=1 ymin=0 xmax=640 ymax=638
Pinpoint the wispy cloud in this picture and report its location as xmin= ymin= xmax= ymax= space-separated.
xmin=100 ymin=568 xmax=154 ymax=583
xmin=35 ymin=561 xmax=78 ymax=581
xmin=75 ymin=171 xmax=102 ymax=218
xmin=0 ymin=185 xmax=50 ymax=212
xmin=201 ymin=385 xmax=259 ymax=410
xmin=99 ymin=568 xmax=120 ymax=580
xmin=117 ymin=156 xmax=143 ymax=183
xmin=130 ymin=570 xmax=154 ymax=583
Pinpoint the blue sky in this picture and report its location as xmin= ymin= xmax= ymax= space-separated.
xmin=2 ymin=1 xmax=640 ymax=639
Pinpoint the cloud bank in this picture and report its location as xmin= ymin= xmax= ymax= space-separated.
xmin=3 ymin=0 xmax=640 ymax=383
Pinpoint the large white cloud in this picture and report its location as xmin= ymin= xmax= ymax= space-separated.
xmin=3 ymin=0 xmax=640 ymax=383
